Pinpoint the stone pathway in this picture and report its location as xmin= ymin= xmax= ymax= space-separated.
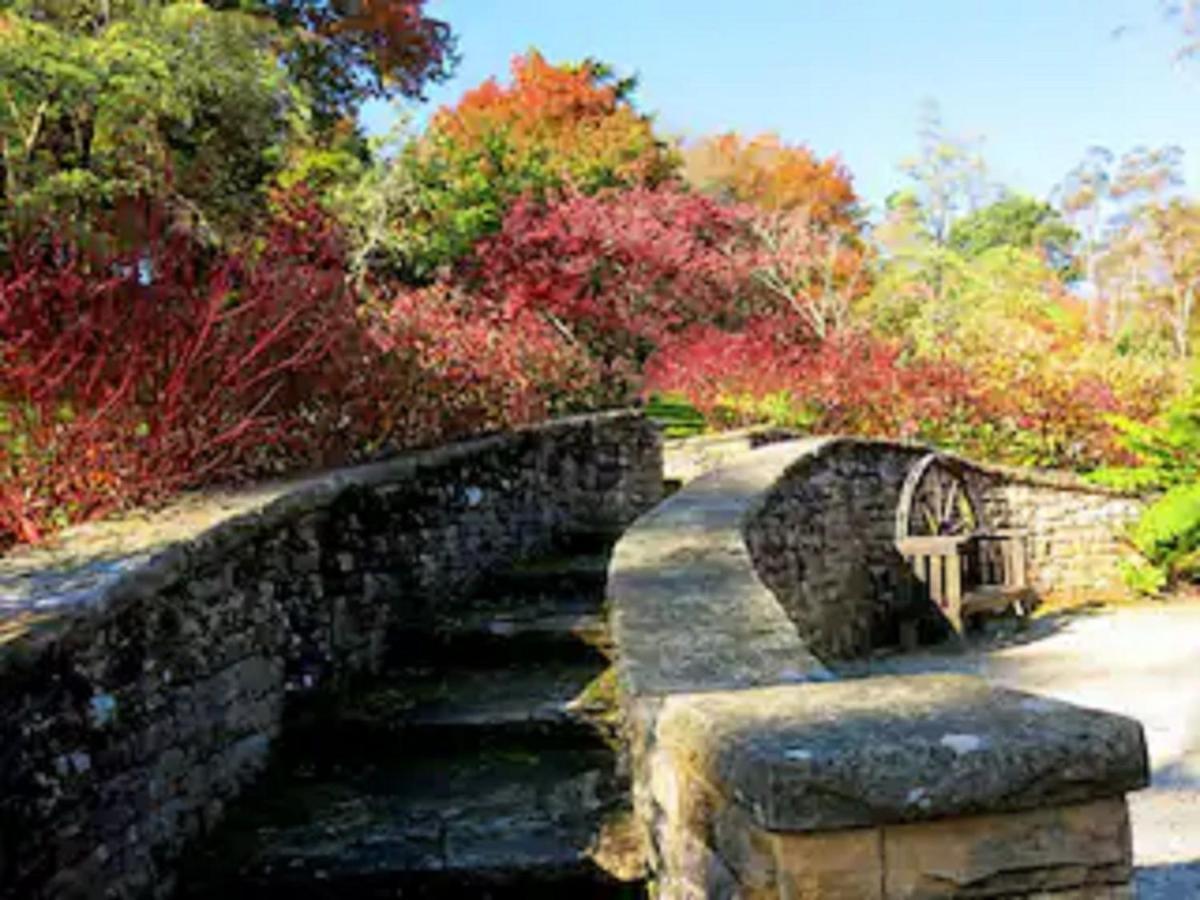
xmin=834 ymin=598 xmax=1200 ymax=899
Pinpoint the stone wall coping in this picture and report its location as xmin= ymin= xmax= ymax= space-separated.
xmin=667 ymin=428 xmax=1143 ymax=497
xmin=656 ymin=674 xmax=1149 ymax=831
xmin=661 ymin=426 xmax=800 ymax=452
xmin=0 ymin=409 xmax=644 ymax=665
xmin=608 ymin=438 xmax=833 ymax=699
xmin=804 ymin=434 xmax=1143 ymax=498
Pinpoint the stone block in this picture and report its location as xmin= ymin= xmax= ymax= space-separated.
xmin=767 ymin=826 xmax=883 ymax=900
xmin=712 ymin=805 xmax=778 ymax=893
xmin=882 ymin=798 xmax=1132 ymax=898
xmin=655 ymin=675 xmax=1147 ymax=833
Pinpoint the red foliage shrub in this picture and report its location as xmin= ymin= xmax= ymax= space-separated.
xmin=368 ymin=282 xmax=604 ymax=432
xmin=644 ymin=321 xmax=981 ymax=439
xmin=0 ymin=194 xmax=621 ymax=550
xmin=962 ymin=366 xmax=1133 ymax=469
xmin=0 ymin=201 xmax=383 ymax=547
xmin=645 ymin=316 xmax=1152 ymax=469
xmin=460 ymin=185 xmax=785 ymax=397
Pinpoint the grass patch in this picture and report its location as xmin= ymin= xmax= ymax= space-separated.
xmin=644 ymin=393 xmax=706 ymax=438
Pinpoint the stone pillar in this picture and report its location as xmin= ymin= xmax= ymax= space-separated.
xmin=646 ymin=675 xmax=1148 ymax=899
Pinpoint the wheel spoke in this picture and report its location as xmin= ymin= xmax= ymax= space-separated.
xmin=919 ymin=500 xmax=938 ymax=534
xmin=942 ymin=480 xmax=959 ymax=529
xmin=898 ymin=454 xmax=983 ymax=541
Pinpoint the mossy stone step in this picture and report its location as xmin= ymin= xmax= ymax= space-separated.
xmin=389 ymin=601 xmax=611 ymax=668
xmin=178 ymin=748 xmax=644 ymax=899
xmin=285 ymin=661 xmax=622 ymax=761
xmin=182 ymin=537 xmax=643 ymax=897
xmin=486 ymin=551 xmax=612 ymax=597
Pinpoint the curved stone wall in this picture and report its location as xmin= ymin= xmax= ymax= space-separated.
xmin=0 ymin=411 xmax=662 ymax=900
xmin=744 ymin=438 xmax=1146 ymax=658
xmin=608 ymin=436 xmax=1149 ymax=899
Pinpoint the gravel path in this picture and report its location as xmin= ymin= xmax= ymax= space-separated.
xmin=833 ymin=599 xmax=1200 ymax=899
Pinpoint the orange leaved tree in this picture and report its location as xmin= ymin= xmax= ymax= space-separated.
xmin=683 ymin=132 xmax=859 ymax=227
xmin=400 ymin=50 xmax=679 ymax=274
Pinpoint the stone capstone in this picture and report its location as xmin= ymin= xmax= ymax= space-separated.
xmin=653 ymin=674 xmax=1148 ymax=832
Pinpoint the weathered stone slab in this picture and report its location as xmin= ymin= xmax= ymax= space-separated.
xmin=654 ymin=675 xmax=1148 ymax=832
xmin=882 ymin=797 xmax=1132 ymax=897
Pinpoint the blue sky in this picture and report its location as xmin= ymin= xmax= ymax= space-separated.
xmin=361 ymin=0 xmax=1200 ymax=216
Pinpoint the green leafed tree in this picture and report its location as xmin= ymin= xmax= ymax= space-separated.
xmin=0 ymin=0 xmax=456 ymax=246
xmin=948 ymin=194 xmax=1079 ymax=280
xmin=0 ymin=2 xmax=303 ymax=242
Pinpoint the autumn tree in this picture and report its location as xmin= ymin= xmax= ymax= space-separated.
xmin=206 ymin=0 xmax=456 ymax=127
xmin=682 ymin=131 xmax=869 ymax=334
xmin=1056 ymin=144 xmax=1184 ymax=337
xmin=750 ymin=210 xmax=873 ymax=339
xmin=682 ymin=132 xmax=859 ymax=227
xmin=900 ymin=101 xmax=994 ymax=246
xmin=464 ymin=187 xmax=761 ymax=374
xmin=393 ymin=51 xmax=679 ymax=276
xmin=1142 ymin=199 xmax=1200 ymax=358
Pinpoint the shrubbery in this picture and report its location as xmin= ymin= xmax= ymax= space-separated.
xmin=0 ymin=198 xmax=596 ymax=550
xmin=643 ymin=324 xmax=977 ymax=438
xmin=1091 ymin=370 xmax=1200 ymax=590
xmin=1 ymin=39 xmax=1196 ymax=560
xmin=0 ymin=201 xmax=363 ymax=546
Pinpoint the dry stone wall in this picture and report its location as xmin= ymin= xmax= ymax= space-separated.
xmin=0 ymin=411 xmax=662 ymax=900
xmin=981 ymin=474 xmax=1147 ymax=596
xmin=744 ymin=439 xmax=1145 ymax=659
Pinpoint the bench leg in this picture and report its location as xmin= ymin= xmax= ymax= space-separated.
xmin=945 ymin=593 xmax=965 ymax=637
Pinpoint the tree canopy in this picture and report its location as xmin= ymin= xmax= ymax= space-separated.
xmin=0 ymin=0 xmax=454 ymax=245
xmin=947 ymin=194 xmax=1078 ymax=279
xmin=683 ymin=132 xmax=860 ymax=228
xmin=391 ymin=50 xmax=679 ymax=276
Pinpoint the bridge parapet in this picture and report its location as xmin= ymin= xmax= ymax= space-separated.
xmin=0 ymin=410 xmax=662 ymax=900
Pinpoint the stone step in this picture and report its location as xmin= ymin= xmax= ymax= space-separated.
xmin=286 ymin=661 xmax=621 ymax=762
xmin=554 ymin=527 xmax=626 ymax=557
xmin=389 ymin=599 xmax=611 ymax=668
xmin=178 ymin=748 xmax=645 ymax=899
xmin=486 ymin=551 xmax=612 ymax=599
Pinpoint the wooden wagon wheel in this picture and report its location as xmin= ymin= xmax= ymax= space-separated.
xmin=895 ymin=453 xmax=983 ymax=540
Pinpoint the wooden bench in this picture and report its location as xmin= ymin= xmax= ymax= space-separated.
xmin=895 ymin=453 xmax=1034 ymax=637
xmin=897 ymin=531 xmax=1032 ymax=635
